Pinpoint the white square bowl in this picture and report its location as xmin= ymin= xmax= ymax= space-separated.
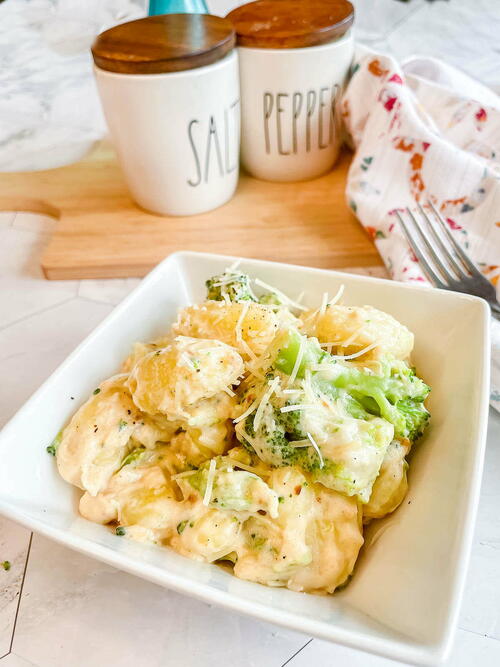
xmin=0 ymin=252 xmax=490 ymax=666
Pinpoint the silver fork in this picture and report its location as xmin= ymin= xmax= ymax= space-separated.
xmin=396 ymin=201 xmax=500 ymax=321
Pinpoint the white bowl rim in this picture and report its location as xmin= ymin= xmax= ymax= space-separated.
xmin=0 ymin=250 xmax=491 ymax=666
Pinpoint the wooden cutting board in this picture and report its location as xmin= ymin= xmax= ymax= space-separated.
xmin=0 ymin=142 xmax=381 ymax=280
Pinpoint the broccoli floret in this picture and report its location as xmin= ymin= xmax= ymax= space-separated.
xmin=272 ymin=330 xmax=323 ymax=378
xmin=395 ymin=398 xmax=430 ymax=441
xmin=265 ymin=430 xmax=323 ymax=471
xmin=186 ymin=457 xmax=278 ymax=515
xmin=241 ymin=406 xmax=324 ymax=470
xmin=238 ymin=418 xmax=257 ymax=454
xmin=245 ymin=418 xmax=255 ymax=437
xmin=320 ymin=362 xmax=430 ymax=441
xmin=342 ymin=393 xmax=370 ymax=420
xmin=241 ymin=409 xmax=303 ymax=467
xmin=389 ymin=363 xmax=430 ymax=402
xmin=266 ymin=429 xmax=299 ymax=464
xmin=273 ymin=331 xmax=430 ymax=442
xmin=205 ymin=271 xmax=257 ymax=303
xmin=276 ymin=404 xmax=307 ymax=439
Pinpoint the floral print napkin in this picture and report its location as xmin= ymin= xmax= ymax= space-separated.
xmin=342 ymin=48 xmax=500 ymax=412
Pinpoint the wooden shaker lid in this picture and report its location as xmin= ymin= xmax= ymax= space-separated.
xmin=91 ymin=14 xmax=236 ymax=74
xmin=227 ymin=0 xmax=354 ymax=49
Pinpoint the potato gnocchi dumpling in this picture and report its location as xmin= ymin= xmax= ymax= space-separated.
xmin=121 ymin=336 xmax=173 ymax=373
xmin=285 ymin=480 xmax=363 ymax=594
xmin=52 ymin=268 xmax=430 ymax=595
xmin=302 ymin=304 xmax=414 ymax=362
xmin=173 ymin=301 xmax=282 ymax=359
xmin=233 ymin=467 xmax=362 ymax=591
xmin=133 ymin=413 xmax=183 ymax=450
xmin=126 ymin=336 xmax=244 ymax=418
xmin=57 ymin=375 xmax=141 ymax=496
xmin=79 ymin=457 xmax=179 ymax=533
xmin=363 ymin=439 xmax=410 ymax=521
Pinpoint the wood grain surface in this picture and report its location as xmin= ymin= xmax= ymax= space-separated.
xmin=0 ymin=142 xmax=381 ymax=280
xmin=92 ymin=14 xmax=235 ymax=74
xmin=227 ymin=0 xmax=354 ymax=49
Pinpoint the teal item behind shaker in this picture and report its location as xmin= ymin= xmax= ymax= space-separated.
xmin=148 ymin=0 xmax=209 ymax=15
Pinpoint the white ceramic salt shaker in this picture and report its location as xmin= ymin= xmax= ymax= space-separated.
xmin=92 ymin=14 xmax=240 ymax=216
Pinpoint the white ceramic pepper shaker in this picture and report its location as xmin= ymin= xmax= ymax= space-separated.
xmin=227 ymin=0 xmax=354 ymax=182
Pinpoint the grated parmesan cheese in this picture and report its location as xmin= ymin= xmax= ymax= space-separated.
xmin=331 ymin=342 xmax=379 ymax=360
xmin=288 ymin=334 xmax=305 ymax=386
xmin=254 ymin=278 xmax=307 ymax=312
xmin=253 ymin=377 xmax=280 ymax=430
xmin=175 ymin=335 xmax=200 ymax=344
xmin=302 ymin=285 xmax=345 ymax=334
xmin=180 ymin=352 xmax=196 ymax=370
xmin=212 ymin=275 xmax=239 ymax=288
xmin=203 ymin=459 xmax=217 ymax=506
xmin=302 ymin=368 xmax=314 ymax=404
xmin=171 ymin=469 xmax=198 ymax=480
xmin=295 ymin=290 xmax=305 ymax=305
xmin=280 ymin=404 xmax=317 ymax=413
xmin=235 ymin=302 xmax=258 ymax=362
xmin=301 ymin=309 xmax=319 ymax=329
xmin=312 ymin=342 xmax=379 ymax=366
xmin=235 ymin=302 xmax=249 ymax=339
xmin=247 ymin=349 xmax=272 ymax=374
xmin=246 ymin=364 xmax=266 ymax=381
xmin=234 ymin=420 xmax=262 ymax=453
xmin=307 ymin=432 xmax=325 ymax=468
xmin=212 ymin=276 xmax=235 ymax=287
xmin=246 ymin=326 xmax=291 ymax=376
xmin=359 ymin=359 xmax=383 ymax=374
xmin=319 ymin=292 xmax=329 ymax=318
xmin=289 ymin=439 xmax=311 ymax=448
xmin=337 ymin=326 xmax=363 ymax=348
xmin=328 ymin=284 xmax=345 ymax=307
xmin=233 ymin=391 xmax=264 ymax=424
xmin=227 ymin=258 xmax=242 ymax=272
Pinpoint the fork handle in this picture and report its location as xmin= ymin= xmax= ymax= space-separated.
xmin=490 ymin=302 xmax=500 ymax=321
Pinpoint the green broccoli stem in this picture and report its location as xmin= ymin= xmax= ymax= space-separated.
xmin=273 ymin=330 xmax=430 ymax=442
xmin=273 ymin=330 xmax=323 ymax=378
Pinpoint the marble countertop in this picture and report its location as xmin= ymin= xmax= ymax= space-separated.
xmin=1 ymin=1 xmax=500 ymax=666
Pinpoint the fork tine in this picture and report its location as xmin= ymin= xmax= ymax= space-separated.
xmin=427 ymin=200 xmax=483 ymax=278
xmin=407 ymin=207 xmax=457 ymax=282
xmin=395 ymin=211 xmax=447 ymax=288
xmin=416 ymin=203 xmax=465 ymax=280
